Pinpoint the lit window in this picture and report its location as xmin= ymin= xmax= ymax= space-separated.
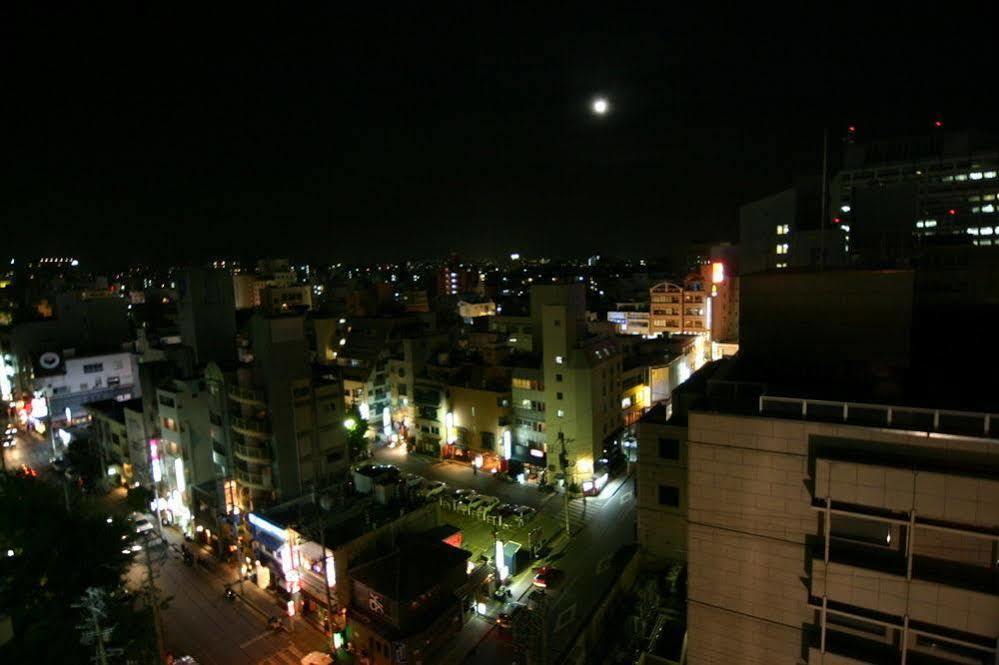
xmin=941 ymin=175 xmax=953 ymax=182
xmin=985 ymin=171 xmax=997 ymax=179
xmin=776 ymin=262 xmax=788 ymax=269
xmin=840 ymin=204 xmax=851 ymax=213
xmin=983 ymin=204 xmax=995 ymax=213
xmin=554 ymin=356 xmax=564 ymax=365
xmin=915 ymin=221 xmax=925 ymax=229
xmin=967 ymin=228 xmax=979 ymax=236
xmin=970 ymin=172 xmax=983 ymax=180
xmin=925 ymin=219 xmax=937 ymax=228
xmin=955 ymin=174 xmax=968 ymax=181
xmin=980 ymin=227 xmax=994 ymax=236
xmin=556 ymin=409 xmax=565 ymax=418
xmin=775 ymin=243 xmax=789 ymax=255
xmin=972 ymin=207 xmax=980 ymax=213
xmin=840 ymin=225 xmax=850 ymax=232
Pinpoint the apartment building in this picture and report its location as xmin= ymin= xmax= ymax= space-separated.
xmin=220 ymin=312 xmax=349 ymax=514
xmin=511 ymin=365 xmax=547 ymax=467
xmin=537 ymin=284 xmax=623 ymax=484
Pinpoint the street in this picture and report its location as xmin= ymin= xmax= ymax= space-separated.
xmin=5 ymin=427 xmax=328 ymax=665
xmin=373 ymin=446 xmax=638 ymax=664
xmin=126 ymin=526 xmax=328 ymax=665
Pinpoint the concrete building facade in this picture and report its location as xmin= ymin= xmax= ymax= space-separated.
xmin=681 ymin=398 xmax=999 ymax=665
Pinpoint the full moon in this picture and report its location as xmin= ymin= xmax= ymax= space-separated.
xmin=591 ymin=97 xmax=609 ymax=115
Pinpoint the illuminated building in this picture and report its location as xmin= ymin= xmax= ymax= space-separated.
xmin=648 ymin=274 xmax=708 ymax=336
xmin=25 ymin=349 xmax=139 ymax=427
xmin=247 ymin=498 xmax=440 ymax=630
xmin=831 ymin=130 xmax=999 ymax=260
xmin=437 ymin=255 xmax=474 ymax=297
xmin=536 ymin=284 xmax=622 ymax=485
xmin=606 ymin=302 xmax=650 ymax=336
xmin=456 ymin=299 xmax=497 ymax=320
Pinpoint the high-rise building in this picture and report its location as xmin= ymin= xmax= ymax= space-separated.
xmin=532 ymin=284 xmax=623 ymax=485
xmin=636 ymin=269 xmax=999 ymax=665
xmin=176 ymin=268 xmax=236 ymax=366
xmin=830 ymin=130 xmax=999 ymax=263
xmin=220 ymin=312 xmax=349 ymax=513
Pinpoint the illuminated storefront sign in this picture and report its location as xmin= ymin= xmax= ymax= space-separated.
xmin=248 ymin=513 xmax=287 ymax=541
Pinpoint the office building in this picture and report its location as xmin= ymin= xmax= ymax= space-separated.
xmin=740 ymin=185 xmax=845 ymax=274
xmin=831 ymin=130 xmax=999 ymax=263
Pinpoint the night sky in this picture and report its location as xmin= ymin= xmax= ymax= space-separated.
xmin=3 ymin=7 xmax=995 ymax=267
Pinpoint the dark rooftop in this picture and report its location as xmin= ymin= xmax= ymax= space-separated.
xmin=349 ymin=540 xmax=469 ymax=602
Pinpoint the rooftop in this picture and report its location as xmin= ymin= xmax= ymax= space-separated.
xmin=668 ymin=357 xmax=999 ymax=441
xmin=84 ymin=398 xmax=143 ymax=422
xmin=349 ymin=540 xmax=469 ymax=602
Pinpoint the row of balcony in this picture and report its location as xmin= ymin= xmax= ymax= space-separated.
xmin=228 ymin=385 xmax=266 ymax=405
xmin=233 ymin=443 xmax=272 ymax=464
xmin=231 ymin=415 xmax=269 ymax=438
xmin=234 ymin=468 xmax=271 ymax=490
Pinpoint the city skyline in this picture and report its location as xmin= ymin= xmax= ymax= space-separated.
xmin=4 ymin=7 xmax=996 ymax=265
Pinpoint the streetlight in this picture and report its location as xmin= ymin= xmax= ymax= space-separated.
xmin=591 ymin=97 xmax=609 ymax=116
xmin=342 ymin=417 xmax=358 ymax=431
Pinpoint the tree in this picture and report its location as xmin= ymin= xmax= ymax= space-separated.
xmin=343 ymin=406 xmax=369 ymax=463
xmin=0 ymin=471 xmax=156 ymax=664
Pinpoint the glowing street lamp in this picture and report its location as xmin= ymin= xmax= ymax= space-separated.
xmin=591 ymin=97 xmax=609 ymax=116
xmin=343 ymin=417 xmax=358 ymax=431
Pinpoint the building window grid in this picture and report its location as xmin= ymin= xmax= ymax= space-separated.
xmin=815 ymin=489 xmax=998 ymax=662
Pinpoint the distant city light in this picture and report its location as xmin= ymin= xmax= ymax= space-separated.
xmin=510 ymin=253 xmax=520 ymax=261
xmin=591 ymin=97 xmax=609 ymax=115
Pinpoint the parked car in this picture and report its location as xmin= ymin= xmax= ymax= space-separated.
xmin=512 ymin=505 xmax=537 ymax=524
xmin=532 ymin=566 xmax=564 ymax=589
xmin=419 ymin=480 xmax=447 ymax=498
xmin=496 ymin=602 xmax=524 ymax=629
xmin=493 ymin=503 xmax=517 ymax=519
xmin=470 ymin=495 xmax=500 ymax=511
xmin=454 ymin=492 xmax=481 ymax=508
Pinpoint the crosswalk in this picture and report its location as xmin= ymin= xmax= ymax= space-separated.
xmin=256 ymin=642 xmax=305 ymax=664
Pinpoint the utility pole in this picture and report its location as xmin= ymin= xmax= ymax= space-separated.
xmin=75 ymin=588 xmax=123 ymax=665
xmin=316 ymin=495 xmax=338 ymax=655
xmin=557 ymin=431 xmax=573 ymax=537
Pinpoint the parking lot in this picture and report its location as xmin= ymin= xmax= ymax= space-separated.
xmin=432 ymin=488 xmax=562 ymax=565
